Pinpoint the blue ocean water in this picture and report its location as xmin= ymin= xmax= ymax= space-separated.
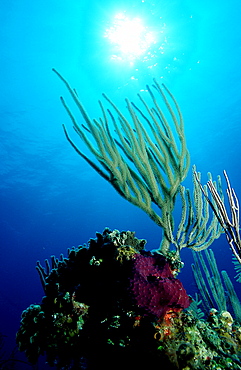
xmin=1 ymin=0 xmax=241 ymax=367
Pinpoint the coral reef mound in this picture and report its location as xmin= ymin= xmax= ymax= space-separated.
xmin=16 ymin=229 xmax=241 ymax=370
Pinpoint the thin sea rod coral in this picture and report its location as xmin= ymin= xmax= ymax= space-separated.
xmin=194 ymin=169 xmax=241 ymax=264
xmin=53 ymin=70 xmax=222 ymax=255
xmin=191 ymin=248 xmax=241 ymax=322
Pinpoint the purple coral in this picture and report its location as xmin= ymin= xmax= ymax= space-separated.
xmin=130 ymin=253 xmax=191 ymax=318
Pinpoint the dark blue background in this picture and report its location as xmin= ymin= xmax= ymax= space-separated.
xmin=1 ymin=0 xmax=241 ymax=367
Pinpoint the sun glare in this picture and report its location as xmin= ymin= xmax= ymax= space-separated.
xmin=104 ymin=13 xmax=157 ymax=65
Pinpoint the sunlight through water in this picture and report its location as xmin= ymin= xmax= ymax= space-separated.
xmin=104 ymin=13 xmax=165 ymax=66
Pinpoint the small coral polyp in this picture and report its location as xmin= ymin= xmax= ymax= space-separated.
xmin=16 ymin=229 xmax=241 ymax=369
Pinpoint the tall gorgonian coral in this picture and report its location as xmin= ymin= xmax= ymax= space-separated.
xmin=53 ymin=69 xmax=223 ymax=256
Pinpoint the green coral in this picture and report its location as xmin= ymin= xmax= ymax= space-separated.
xmin=155 ymin=310 xmax=241 ymax=369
